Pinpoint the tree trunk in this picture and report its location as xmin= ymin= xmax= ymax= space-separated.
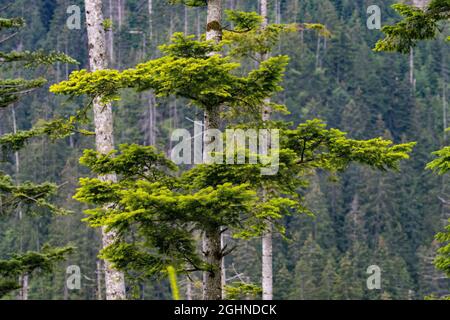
xmin=262 ymin=221 xmax=273 ymax=299
xmin=186 ymin=276 xmax=192 ymax=300
xmin=202 ymin=1 xmax=223 ymax=300
xmin=202 ymin=228 xmax=222 ymax=300
xmin=12 ymin=105 xmax=28 ymax=300
xmin=148 ymin=0 xmax=153 ymax=39
xmin=184 ymin=5 xmax=189 ymax=35
xmin=259 ymin=0 xmax=273 ymax=301
xmin=18 ymin=274 xmax=28 ymax=300
xmin=409 ymin=47 xmax=415 ymax=91
xmin=275 ymin=0 xmax=281 ymax=24
xmin=107 ymin=0 xmax=114 ymax=66
xmin=96 ymin=260 xmax=104 ymax=300
xmin=85 ymin=0 xmax=126 ymax=300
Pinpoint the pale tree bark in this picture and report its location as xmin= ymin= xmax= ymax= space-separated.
xmin=85 ymin=0 xmax=126 ymax=300
xmin=107 ymin=0 xmax=114 ymax=66
xmin=186 ymin=276 xmax=193 ymax=300
xmin=196 ymin=8 xmax=201 ymax=39
xmin=275 ymin=0 xmax=281 ymax=24
xmin=148 ymin=0 xmax=153 ymax=39
xmin=259 ymin=0 xmax=273 ymax=301
xmin=409 ymin=47 xmax=416 ymax=91
xmin=12 ymin=103 xmax=28 ymax=300
xmin=202 ymin=0 xmax=223 ymax=300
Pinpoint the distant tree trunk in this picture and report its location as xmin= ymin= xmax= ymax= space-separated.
xmin=186 ymin=276 xmax=193 ymax=300
xmin=148 ymin=0 xmax=153 ymax=39
xmin=184 ymin=5 xmax=189 ymax=35
xmin=107 ymin=0 xmax=114 ymax=66
xmin=85 ymin=0 xmax=126 ymax=300
xmin=145 ymin=93 xmax=157 ymax=146
xmin=196 ymin=7 xmax=201 ymax=39
xmin=17 ymin=274 xmax=28 ymax=300
xmin=442 ymin=51 xmax=448 ymax=142
xmin=259 ymin=0 xmax=273 ymax=301
xmin=275 ymin=0 xmax=281 ymax=24
xmin=315 ymin=36 xmax=321 ymax=69
xmin=12 ymin=105 xmax=28 ymax=300
xmin=202 ymin=0 xmax=223 ymax=300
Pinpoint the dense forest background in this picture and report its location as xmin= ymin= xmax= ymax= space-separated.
xmin=0 ymin=0 xmax=449 ymax=299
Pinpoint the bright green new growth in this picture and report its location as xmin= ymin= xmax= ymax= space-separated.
xmin=223 ymin=10 xmax=330 ymax=60
xmin=51 ymin=9 xmax=415 ymax=297
xmin=167 ymin=266 xmax=180 ymax=300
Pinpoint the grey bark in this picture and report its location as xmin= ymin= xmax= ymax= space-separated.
xmin=85 ymin=0 xmax=126 ymax=300
xmin=410 ymin=47 xmax=416 ymax=90
xmin=148 ymin=0 xmax=153 ymax=39
xmin=96 ymin=260 xmax=104 ymax=300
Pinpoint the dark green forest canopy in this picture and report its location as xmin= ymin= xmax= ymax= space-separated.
xmin=0 ymin=15 xmax=75 ymax=297
xmin=376 ymin=1 xmax=450 ymax=292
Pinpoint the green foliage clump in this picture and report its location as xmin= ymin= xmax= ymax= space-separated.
xmin=225 ymin=282 xmax=262 ymax=300
xmin=0 ymin=245 xmax=73 ymax=297
xmin=375 ymin=0 xmax=450 ymax=53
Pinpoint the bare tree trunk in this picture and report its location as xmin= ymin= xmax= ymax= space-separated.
xmin=259 ymin=0 xmax=273 ymax=301
xmin=442 ymin=51 xmax=448 ymax=142
xmin=85 ymin=0 xmax=126 ymax=300
xmin=261 ymin=219 xmax=273 ymax=299
xmin=206 ymin=0 xmax=222 ymax=44
xmin=12 ymin=105 xmax=28 ymax=300
xmin=196 ymin=7 xmax=201 ymax=39
xmin=148 ymin=0 xmax=153 ymax=39
xmin=107 ymin=0 xmax=114 ymax=66
xmin=184 ymin=5 xmax=189 ymax=35
xmin=146 ymin=93 xmax=157 ymax=146
xmin=315 ymin=36 xmax=321 ymax=70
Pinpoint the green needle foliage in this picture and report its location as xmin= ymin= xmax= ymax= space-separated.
xmin=375 ymin=0 xmax=450 ymax=53
xmin=0 ymin=245 xmax=73 ymax=298
xmin=427 ymin=131 xmax=450 ymax=288
xmin=0 ymin=15 xmax=75 ymax=297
